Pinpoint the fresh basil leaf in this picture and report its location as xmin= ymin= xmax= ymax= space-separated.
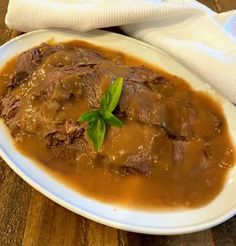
xmin=78 ymin=77 xmax=124 ymax=152
xmin=87 ymin=118 xmax=106 ymax=151
xmin=100 ymin=77 xmax=123 ymax=112
xmin=79 ymin=109 xmax=99 ymax=122
xmin=102 ymin=111 xmax=123 ymax=128
xmin=100 ymin=91 xmax=111 ymax=111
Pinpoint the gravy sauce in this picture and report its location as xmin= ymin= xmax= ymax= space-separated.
xmin=0 ymin=41 xmax=235 ymax=210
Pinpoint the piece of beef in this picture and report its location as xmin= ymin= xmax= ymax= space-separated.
xmin=127 ymin=66 xmax=168 ymax=86
xmin=16 ymin=43 xmax=59 ymax=74
xmin=80 ymin=61 xmax=130 ymax=108
xmin=118 ymin=80 xmax=164 ymax=125
xmin=103 ymin=146 xmax=152 ymax=176
xmin=80 ymin=71 xmax=102 ymax=108
xmin=32 ymin=48 xmax=106 ymax=105
xmin=75 ymin=48 xmax=106 ymax=65
xmin=44 ymin=48 xmax=106 ymax=69
xmin=45 ymin=120 xmax=84 ymax=146
xmin=33 ymin=65 xmax=92 ymax=104
xmin=8 ymin=43 xmax=60 ymax=89
xmin=163 ymin=101 xmax=197 ymax=140
xmin=44 ymin=119 xmax=97 ymax=163
xmin=0 ymin=94 xmax=21 ymax=121
xmin=8 ymin=71 xmax=28 ymax=89
xmin=118 ymin=66 xmax=167 ymax=124
xmin=120 ymin=147 xmax=152 ymax=176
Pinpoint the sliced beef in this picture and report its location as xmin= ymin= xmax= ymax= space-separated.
xmin=120 ymin=147 xmax=152 ymax=176
xmin=0 ymin=94 xmax=21 ymax=121
xmin=113 ymin=66 xmax=169 ymax=126
xmin=8 ymin=43 xmax=59 ymax=89
xmin=80 ymin=61 xmax=130 ymax=108
xmin=127 ymin=66 xmax=168 ymax=86
xmin=8 ymin=71 xmax=28 ymax=89
xmin=32 ymin=65 xmax=91 ymax=104
xmin=45 ymin=120 xmax=84 ymax=146
xmin=16 ymin=43 xmax=59 ymax=74
xmin=32 ymin=50 xmax=107 ymax=107
xmin=164 ymin=101 xmax=197 ymax=140
xmin=118 ymin=81 xmax=136 ymax=113
xmin=81 ymin=71 xmax=102 ymax=108
xmin=104 ymin=146 xmax=152 ymax=176
xmin=118 ymin=66 xmax=168 ymax=125
xmin=118 ymin=80 xmax=164 ymax=125
xmin=129 ymin=88 xmax=164 ymax=125
xmin=43 ymin=48 xmax=106 ymax=69
xmin=75 ymin=48 xmax=106 ymax=65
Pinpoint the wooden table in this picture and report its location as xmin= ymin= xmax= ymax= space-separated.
xmin=1 ymin=0 xmax=236 ymax=245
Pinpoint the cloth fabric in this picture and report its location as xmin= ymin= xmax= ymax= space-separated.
xmin=5 ymin=0 xmax=236 ymax=102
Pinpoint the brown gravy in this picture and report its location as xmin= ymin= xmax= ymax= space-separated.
xmin=0 ymin=41 xmax=235 ymax=210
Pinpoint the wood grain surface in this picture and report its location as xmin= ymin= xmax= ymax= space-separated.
xmin=0 ymin=0 xmax=236 ymax=245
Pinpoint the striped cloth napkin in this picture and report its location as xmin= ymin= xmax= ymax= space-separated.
xmin=5 ymin=0 xmax=236 ymax=102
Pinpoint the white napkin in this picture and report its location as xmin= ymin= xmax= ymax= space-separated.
xmin=5 ymin=0 xmax=236 ymax=103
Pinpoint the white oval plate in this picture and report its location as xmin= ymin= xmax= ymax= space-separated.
xmin=0 ymin=29 xmax=236 ymax=235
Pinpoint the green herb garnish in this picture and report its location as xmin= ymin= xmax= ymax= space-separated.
xmin=79 ymin=77 xmax=123 ymax=151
